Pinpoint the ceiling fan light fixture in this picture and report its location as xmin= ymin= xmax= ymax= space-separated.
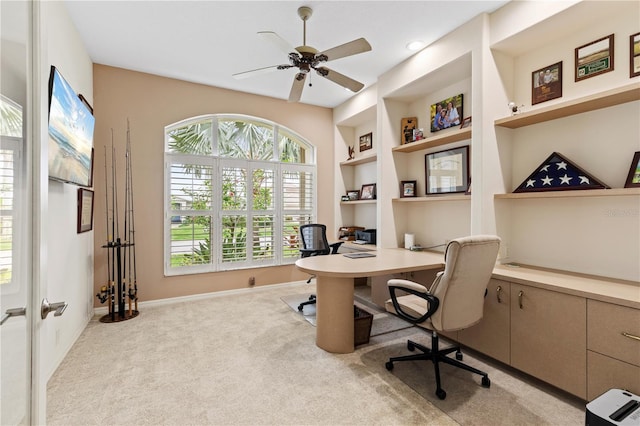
xmin=406 ymin=40 xmax=426 ymax=51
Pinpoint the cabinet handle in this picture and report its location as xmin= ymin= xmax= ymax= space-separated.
xmin=518 ymin=290 xmax=524 ymax=309
xmin=496 ymin=285 xmax=502 ymax=303
xmin=622 ymin=332 xmax=640 ymax=342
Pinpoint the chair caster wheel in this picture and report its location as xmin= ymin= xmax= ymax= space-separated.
xmin=481 ymin=376 xmax=491 ymax=388
xmin=297 ymin=305 xmax=303 ymax=311
xmin=436 ymin=389 xmax=447 ymax=400
xmin=455 ymin=351 xmax=463 ymax=361
xmin=407 ymin=341 xmax=415 ymax=351
xmin=385 ymin=361 xmax=394 ymax=371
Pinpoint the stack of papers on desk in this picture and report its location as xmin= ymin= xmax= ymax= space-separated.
xmin=343 ymin=252 xmax=376 ymax=259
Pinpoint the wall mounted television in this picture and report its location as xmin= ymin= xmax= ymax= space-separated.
xmin=48 ymin=65 xmax=95 ymax=187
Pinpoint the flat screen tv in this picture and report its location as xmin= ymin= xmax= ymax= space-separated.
xmin=48 ymin=65 xmax=95 ymax=187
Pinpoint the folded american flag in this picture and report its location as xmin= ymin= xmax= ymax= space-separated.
xmin=514 ymin=152 xmax=609 ymax=193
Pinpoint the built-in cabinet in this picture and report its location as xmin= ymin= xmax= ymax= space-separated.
xmin=332 ymin=0 xmax=639 ymax=401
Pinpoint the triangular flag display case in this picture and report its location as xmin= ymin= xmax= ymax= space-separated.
xmin=513 ymin=152 xmax=610 ymax=193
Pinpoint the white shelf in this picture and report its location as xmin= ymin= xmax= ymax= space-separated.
xmin=495 ymin=83 xmax=640 ymax=129
xmin=392 ymin=127 xmax=471 ymax=153
xmin=340 ymin=199 xmax=377 ymax=205
xmin=495 ymin=188 xmax=640 ymax=200
xmin=393 ymin=194 xmax=471 ymax=203
xmin=339 ymin=154 xmax=377 ymax=166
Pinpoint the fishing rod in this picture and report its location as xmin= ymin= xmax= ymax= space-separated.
xmin=110 ymin=132 xmax=117 ymax=320
xmin=123 ymin=125 xmax=130 ymax=316
xmin=126 ymin=119 xmax=139 ymax=314
xmin=96 ymin=145 xmax=111 ymax=308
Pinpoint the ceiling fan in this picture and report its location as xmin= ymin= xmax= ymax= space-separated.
xmin=232 ymin=6 xmax=372 ymax=103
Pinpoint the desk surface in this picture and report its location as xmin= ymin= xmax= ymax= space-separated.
xmin=295 ymin=248 xmax=445 ymax=278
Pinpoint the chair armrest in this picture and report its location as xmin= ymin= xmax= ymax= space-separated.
xmin=329 ymin=241 xmax=344 ymax=254
xmin=300 ymin=249 xmax=318 ymax=258
xmin=387 ymin=279 xmax=440 ymax=324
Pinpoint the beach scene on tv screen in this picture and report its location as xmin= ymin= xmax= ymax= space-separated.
xmin=48 ymin=69 xmax=94 ymax=186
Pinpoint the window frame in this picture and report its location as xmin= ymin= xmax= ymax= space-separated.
xmin=164 ymin=114 xmax=316 ymax=276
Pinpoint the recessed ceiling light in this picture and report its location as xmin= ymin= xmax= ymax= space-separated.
xmin=406 ymin=40 xmax=426 ymax=51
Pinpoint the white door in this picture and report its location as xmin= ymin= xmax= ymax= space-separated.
xmin=1 ymin=1 xmax=37 ymax=424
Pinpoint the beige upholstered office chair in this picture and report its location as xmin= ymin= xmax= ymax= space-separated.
xmin=384 ymin=235 xmax=501 ymax=400
xmin=297 ymin=224 xmax=343 ymax=311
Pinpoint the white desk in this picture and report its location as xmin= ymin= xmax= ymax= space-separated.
xmin=295 ymin=248 xmax=445 ymax=353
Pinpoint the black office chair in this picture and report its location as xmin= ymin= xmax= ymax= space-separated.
xmin=297 ymin=224 xmax=343 ymax=311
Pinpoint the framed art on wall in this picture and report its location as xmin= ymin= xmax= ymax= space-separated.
xmin=631 ymin=32 xmax=640 ymax=78
xmin=425 ymin=146 xmax=469 ymax=194
xmin=77 ymin=188 xmax=94 ymax=233
xmin=532 ymin=61 xmax=562 ymax=105
xmin=575 ymin=34 xmax=614 ymax=81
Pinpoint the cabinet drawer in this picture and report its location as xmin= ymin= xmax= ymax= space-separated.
xmin=587 ymin=299 xmax=640 ymax=366
xmin=588 ymin=350 xmax=640 ymax=401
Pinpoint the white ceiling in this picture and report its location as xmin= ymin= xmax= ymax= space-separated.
xmin=63 ymin=1 xmax=509 ymax=108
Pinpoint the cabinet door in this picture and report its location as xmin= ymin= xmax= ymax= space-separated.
xmin=458 ymin=279 xmax=510 ymax=364
xmin=511 ymin=284 xmax=587 ymax=399
xmin=588 ymin=351 xmax=640 ymax=401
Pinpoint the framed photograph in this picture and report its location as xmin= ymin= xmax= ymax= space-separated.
xmin=430 ymin=94 xmax=463 ymax=133
xmin=575 ymin=34 xmax=614 ymax=81
xmin=630 ymin=32 xmax=640 ymax=78
xmin=77 ymin=188 xmax=94 ymax=233
xmin=624 ymin=151 xmax=640 ymax=188
xmin=346 ymin=190 xmax=360 ymax=201
xmin=460 ymin=116 xmax=472 ymax=129
xmin=400 ymin=180 xmax=417 ymax=198
xmin=425 ymin=146 xmax=470 ymax=195
xmin=401 ymin=117 xmax=417 ymax=145
xmin=359 ymin=132 xmax=372 ymax=152
xmin=359 ymin=183 xmax=377 ymax=200
xmin=532 ymin=61 xmax=562 ymax=105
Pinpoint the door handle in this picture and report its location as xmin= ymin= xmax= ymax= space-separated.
xmin=0 ymin=307 xmax=26 ymax=325
xmin=41 ymin=298 xmax=67 ymax=319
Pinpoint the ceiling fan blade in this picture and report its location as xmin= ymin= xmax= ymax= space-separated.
xmin=316 ymin=67 xmax=364 ymax=93
xmin=318 ymin=38 xmax=372 ymax=62
xmin=258 ymin=31 xmax=296 ymax=54
xmin=288 ymin=73 xmax=307 ymax=103
xmin=232 ymin=65 xmax=285 ymax=80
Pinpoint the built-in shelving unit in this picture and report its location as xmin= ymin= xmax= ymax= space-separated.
xmin=392 ymin=127 xmax=471 ymax=153
xmin=495 ymin=83 xmax=640 ymax=129
xmin=393 ymin=194 xmax=471 ymax=202
xmin=495 ymin=188 xmax=640 ymax=200
xmin=339 ymin=153 xmax=377 ymax=166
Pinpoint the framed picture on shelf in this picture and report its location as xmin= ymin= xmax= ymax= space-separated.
xmin=575 ymin=34 xmax=614 ymax=81
xmin=630 ymin=32 xmax=640 ymax=78
xmin=77 ymin=188 xmax=94 ymax=233
xmin=430 ymin=94 xmax=463 ymax=133
xmin=425 ymin=146 xmax=469 ymax=195
xmin=400 ymin=180 xmax=417 ymax=198
xmin=401 ymin=117 xmax=417 ymax=145
xmin=624 ymin=151 xmax=640 ymax=188
xmin=460 ymin=116 xmax=472 ymax=129
xmin=359 ymin=132 xmax=372 ymax=152
xmin=359 ymin=183 xmax=377 ymax=200
xmin=346 ymin=190 xmax=360 ymax=201
xmin=532 ymin=61 xmax=562 ymax=105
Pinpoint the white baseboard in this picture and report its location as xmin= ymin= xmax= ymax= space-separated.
xmin=93 ymin=280 xmax=308 ymax=315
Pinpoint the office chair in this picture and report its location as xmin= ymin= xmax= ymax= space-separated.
xmin=384 ymin=235 xmax=500 ymax=400
xmin=297 ymin=224 xmax=343 ymax=311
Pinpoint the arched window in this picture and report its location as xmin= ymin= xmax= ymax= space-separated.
xmin=164 ymin=114 xmax=316 ymax=275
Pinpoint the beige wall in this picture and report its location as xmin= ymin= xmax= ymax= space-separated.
xmin=92 ymin=65 xmax=334 ymax=304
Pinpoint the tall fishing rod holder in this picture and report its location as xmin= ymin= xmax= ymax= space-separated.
xmin=99 ymin=239 xmax=139 ymax=324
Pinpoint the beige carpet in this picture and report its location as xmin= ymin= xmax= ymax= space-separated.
xmin=47 ymin=281 xmax=585 ymax=425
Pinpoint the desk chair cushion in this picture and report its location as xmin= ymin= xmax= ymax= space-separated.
xmin=385 ymin=235 xmax=500 ymax=332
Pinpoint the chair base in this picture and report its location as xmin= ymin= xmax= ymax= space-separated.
xmin=298 ymin=294 xmax=316 ymax=311
xmin=385 ymin=331 xmax=490 ymax=400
